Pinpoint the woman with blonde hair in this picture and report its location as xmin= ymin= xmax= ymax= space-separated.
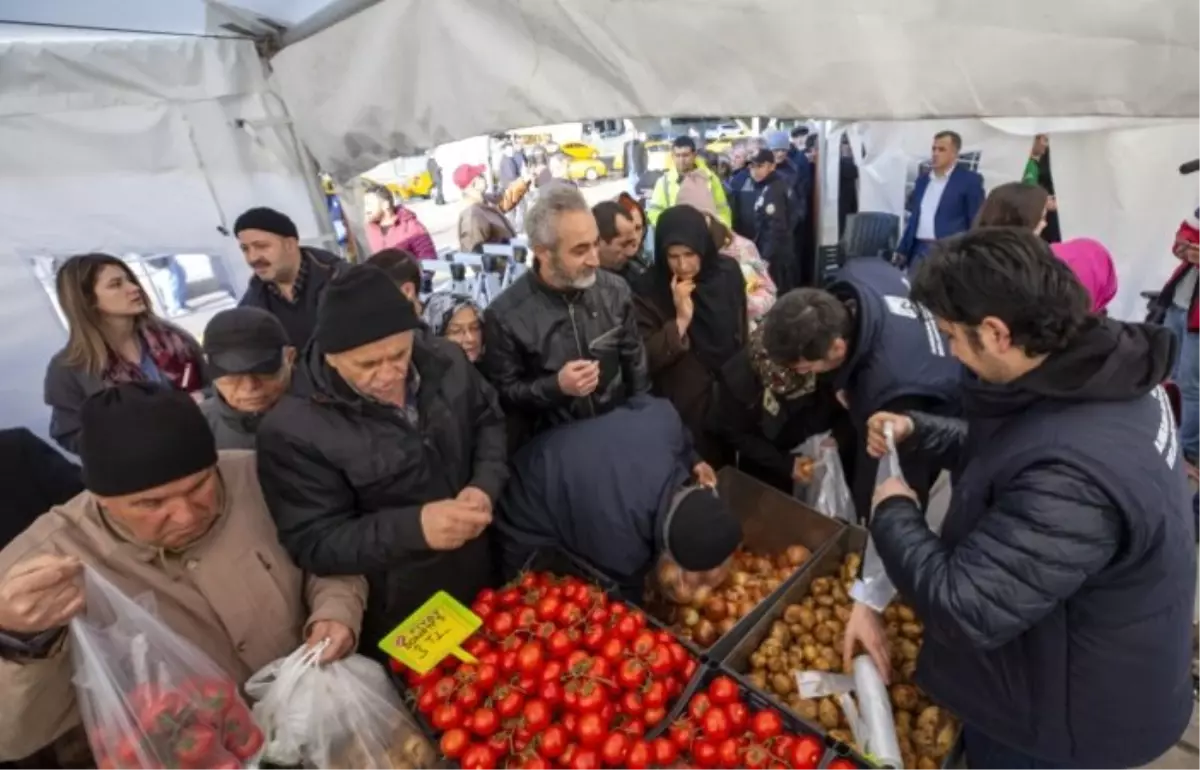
xmin=44 ymin=254 xmax=206 ymax=453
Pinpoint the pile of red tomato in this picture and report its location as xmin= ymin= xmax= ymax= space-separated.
xmin=398 ymin=571 xmax=699 ymax=769
xmin=667 ymin=676 xmax=856 ymax=769
xmin=89 ymin=677 xmax=263 ymax=769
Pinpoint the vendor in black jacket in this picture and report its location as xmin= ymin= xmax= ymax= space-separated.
xmin=257 ymin=265 xmax=508 ymax=650
xmin=850 ymin=229 xmax=1196 ymax=769
xmin=496 ymin=396 xmax=740 ymax=597
xmin=761 ymin=258 xmax=962 ymax=518
xmin=482 ymin=184 xmax=650 ymax=448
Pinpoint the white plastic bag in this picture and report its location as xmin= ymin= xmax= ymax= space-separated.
xmin=69 ymin=567 xmax=263 ymax=769
xmin=795 ymin=658 xmax=902 ymax=768
xmin=797 ymin=433 xmax=856 ymax=522
xmin=245 ymin=644 xmax=436 ymax=769
xmin=852 ymin=423 xmax=904 ymax=611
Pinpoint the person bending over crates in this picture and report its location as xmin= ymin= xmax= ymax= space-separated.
xmin=495 ymin=396 xmax=740 ymax=601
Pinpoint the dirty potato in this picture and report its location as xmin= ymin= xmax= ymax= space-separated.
xmin=889 ymin=684 xmax=919 ymax=711
xmin=900 ymin=621 xmax=924 ymax=639
xmin=818 ymin=698 xmax=842 ymax=730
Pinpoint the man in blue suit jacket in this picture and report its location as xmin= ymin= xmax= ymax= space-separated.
xmin=896 ymin=131 xmax=985 ymax=270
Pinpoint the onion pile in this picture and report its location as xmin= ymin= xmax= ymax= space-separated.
xmin=651 ymin=545 xmax=812 ymax=648
xmin=743 ymin=552 xmax=959 ymax=769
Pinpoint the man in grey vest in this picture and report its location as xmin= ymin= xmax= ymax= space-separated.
xmin=852 ymin=229 xmax=1195 ymax=769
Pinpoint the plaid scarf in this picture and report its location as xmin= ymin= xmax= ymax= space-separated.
xmin=748 ymin=326 xmax=815 ymax=400
xmin=104 ymin=322 xmax=203 ymax=391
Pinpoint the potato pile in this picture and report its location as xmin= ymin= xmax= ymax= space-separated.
xmin=330 ymin=726 xmax=438 ymax=769
xmin=744 ymin=552 xmax=959 ymax=768
xmin=649 ymin=545 xmax=812 ymax=648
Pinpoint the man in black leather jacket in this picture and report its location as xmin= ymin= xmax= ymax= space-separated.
xmin=482 ymin=184 xmax=650 ymax=447
xmin=846 ymin=230 xmax=1195 ymax=770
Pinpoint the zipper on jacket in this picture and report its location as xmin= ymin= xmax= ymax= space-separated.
xmin=567 ymin=300 xmax=598 ymax=417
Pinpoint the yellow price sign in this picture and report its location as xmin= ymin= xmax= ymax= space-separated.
xmin=377 ymin=591 xmax=482 ymax=674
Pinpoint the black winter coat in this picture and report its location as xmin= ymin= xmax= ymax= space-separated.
xmin=256 ymin=331 xmax=508 ymax=647
xmin=0 ymin=428 xmax=83 ymax=549
xmin=870 ymin=320 xmax=1196 ymax=768
xmin=481 ymin=269 xmax=650 ymax=446
xmin=238 ymin=247 xmax=346 ymax=348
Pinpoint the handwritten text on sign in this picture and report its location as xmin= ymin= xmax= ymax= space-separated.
xmin=377 ymin=590 xmax=482 ymax=674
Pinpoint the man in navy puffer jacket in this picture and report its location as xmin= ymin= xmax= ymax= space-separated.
xmin=849 ymin=229 xmax=1196 ymax=769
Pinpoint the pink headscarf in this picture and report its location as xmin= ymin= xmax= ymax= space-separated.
xmin=1050 ymin=238 xmax=1118 ymax=314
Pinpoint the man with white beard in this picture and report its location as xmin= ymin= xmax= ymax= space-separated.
xmin=482 ymin=185 xmax=650 ymax=448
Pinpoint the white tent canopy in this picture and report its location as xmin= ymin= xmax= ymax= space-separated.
xmin=271 ymin=0 xmax=1199 ymax=182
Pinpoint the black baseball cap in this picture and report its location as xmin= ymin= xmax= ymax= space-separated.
xmin=202 ymin=307 xmax=289 ymax=378
xmin=748 ymin=149 xmax=775 ymax=166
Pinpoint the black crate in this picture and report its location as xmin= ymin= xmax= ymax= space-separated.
xmin=651 ymin=661 xmax=844 ymax=768
xmin=721 ymin=527 xmax=964 ymax=768
xmin=649 ymin=468 xmax=848 ymax=661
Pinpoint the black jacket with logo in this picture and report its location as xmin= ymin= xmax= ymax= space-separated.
xmin=481 ymin=268 xmax=650 ymax=446
xmin=871 ymin=320 xmax=1195 ymax=767
xmin=256 ymin=331 xmax=508 ymax=647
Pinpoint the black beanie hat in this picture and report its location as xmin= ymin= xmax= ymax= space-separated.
xmin=233 ymin=207 xmax=299 ymax=239
xmin=316 ymin=264 xmax=421 ymax=353
xmin=666 ymin=487 xmax=742 ymax=571
xmin=80 ymin=383 xmax=218 ymax=497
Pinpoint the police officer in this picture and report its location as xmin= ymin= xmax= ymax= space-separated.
xmin=748 ymin=149 xmax=797 ymax=293
xmin=760 ymin=257 xmax=963 ymax=517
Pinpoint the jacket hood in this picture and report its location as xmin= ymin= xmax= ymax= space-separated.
xmin=967 ymin=318 xmax=1176 ymax=414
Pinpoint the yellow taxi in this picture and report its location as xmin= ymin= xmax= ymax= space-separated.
xmin=560 ymin=141 xmax=601 ymax=161
xmin=566 ymin=157 xmax=608 ymax=182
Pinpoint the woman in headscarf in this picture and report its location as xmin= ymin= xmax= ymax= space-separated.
xmin=421 ymin=291 xmax=484 ymax=363
xmin=975 ymin=182 xmax=1117 ymax=313
xmin=632 ymin=205 xmax=747 ymax=466
xmin=707 ymin=326 xmax=849 ymax=493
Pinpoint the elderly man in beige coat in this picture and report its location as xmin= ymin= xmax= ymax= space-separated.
xmin=0 ymin=383 xmax=367 ymax=763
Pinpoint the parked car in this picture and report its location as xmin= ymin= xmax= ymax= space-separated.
xmin=567 ymin=157 xmax=608 ymax=182
xmin=704 ymin=121 xmax=742 ymax=140
xmin=560 ymin=141 xmax=601 ymax=161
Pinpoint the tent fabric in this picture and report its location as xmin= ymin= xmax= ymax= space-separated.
xmin=271 ymin=0 xmax=1200 ymax=182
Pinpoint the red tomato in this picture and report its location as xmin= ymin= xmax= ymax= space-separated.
xmin=627 ymin=610 xmax=647 ymax=630
xmin=464 ymin=637 xmax=493 ymax=658
xmin=516 ymin=606 xmax=539 ymax=629
xmin=599 ymin=733 xmax=629 ymax=767
xmin=582 ymin=624 xmax=607 ymax=652
xmin=790 ymin=735 xmax=824 ymax=770
xmin=541 ymin=659 xmax=565 ymax=682
xmin=561 ymin=712 xmax=579 ymax=735
xmin=475 ymin=663 xmax=499 ymax=690
xmin=715 ymin=737 xmax=741 ymax=768
xmin=538 ymin=725 xmax=569 ymax=759
xmin=432 ymin=702 xmax=463 ymax=731
xmin=479 ymin=650 xmax=501 ymax=667
xmin=743 ymin=744 xmax=771 ymax=770
xmin=587 ymin=607 xmax=610 ymax=625
xmin=614 ymin=615 xmax=639 ymax=640
xmin=469 ymin=707 xmax=499 ymax=737
xmin=707 ymin=675 xmax=739 ymax=706
xmin=609 ymin=603 xmax=628 ymax=617
xmin=827 ymin=759 xmax=859 ymax=770
xmin=536 ymin=596 xmax=562 ymax=621
xmin=631 ymin=631 xmax=657 ymax=657
xmin=619 ymin=717 xmax=646 ymax=736
xmin=651 ymin=737 xmax=678 ymax=765
xmin=575 ymin=681 xmax=608 ymax=714
xmin=668 ymin=642 xmax=690 ymax=669
xmin=616 ymin=659 xmax=647 ymax=690
xmin=455 ymin=683 xmax=482 ymax=711
xmin=518 ymin=572 xmax=543 ymax=591
xmin=433 ymin=675 xmax=457 ymax=700
xmin=522 ymin=699 xmax=551 ymax=732
xmin=460 ymin=743 xmax=498 ymax=770
xmin=416 ymin=688 xmax=438 ymax=714
xmin=750 ymin=710 xmax=783 ymax=741
xmin=560 ymin=742 xmax=579 ymax=766
xmin=500 ymin=650 xmax=519 ymax=673
xmin=725 ymin=701 xmax=750 ymax=731
xmin=566 ymin=649 xmax=591 ymax=669
xmin=498 ymin=587 xmax=522 ymax=607
xmin=692 ymin=738 xmax=718 ymax=769
xmin=682 ymin=658 xmax=699 ymax=679
xmin=439 ymin=728 xmax=470 ymax=759
xmin=476 ymin=588 xmax=497 ymax=604
xmin=486 ymin=732 xmax=509 ymax=753
xmin=701 ymin=707 xmax=731 ymax=742
xmin=557 ymin=601 xmax=585 ymax=626
xmin=496 ymin=688 xmax=525 ymax=719
xmin=626 ymin=739 xmax=651 ymax=770
xmin=487 ymin=611 xmax=515 ymax=636
xmin=643 ymin=706 xmax=666 ymax=726
xmin=569 ymin=748 xmax=601 ymax=770
xmin=646 ymin=644 xmax=674 ymax=677
xmin=539 ymin=679 xmax=564 ymax=706
xmin=620 ymin=690 xmax=644 ymax=716
xmin=223 ymin=723 xmax=263 ymax=762
xmin=687 ymin=693 xmax=713 ymax=720
xmin=173 ymin=724 xmax=217 ymax=767
xmin=668 ymin=721 xmax=695 ymax=749
xmin=599 ymin=637 xmax=624 ymax=663
xmin=575 ymin=712 xmax=606 ymax=748
xmin=548 ymin=629 xmax=577 ymax=659
xmin=642 ymin=680 xmax=667 ymax=709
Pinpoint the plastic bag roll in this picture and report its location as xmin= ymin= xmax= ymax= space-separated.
xmin=851 ymin=654 xmax=903 ymax=768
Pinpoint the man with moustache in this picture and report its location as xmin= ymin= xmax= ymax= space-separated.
xmin=235 ymin=207 xmax=346 ymax=347
xmin=592 ymin=201 xmax=645 ymax=286
xmin=482 ymin=185 xmax=650 ymax=447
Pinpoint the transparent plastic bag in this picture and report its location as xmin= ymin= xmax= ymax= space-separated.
xmin=852 ymin=423 xmax=904 ymax=611
xmin=68 ymin=567 xmax=263 ymax=769
xmin=245 ymin=644 xmax=437 ymax=769
xmin=795 ymin=658 xmax=902 ymax=768
xmin=796 ymin=433 xmax=856 ymax=522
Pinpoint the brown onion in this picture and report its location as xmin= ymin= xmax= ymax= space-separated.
xmin=694 ymin=619 xmax=718 ymax=647
xmin=681 ymin=607 xmax=701 ymax=627
xmin=786 ymin=544 xmax=812 ymax=566
xmin=691 ymin=585 xmax=713 ymax=607
xmin=717 ymin=617 xmax=737 ymax=635
xmin=703 ymin=597 xmax=728 ymax=622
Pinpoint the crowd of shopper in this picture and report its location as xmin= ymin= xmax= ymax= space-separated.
xmin=0 ymin=128 xmax=1196 ymax=770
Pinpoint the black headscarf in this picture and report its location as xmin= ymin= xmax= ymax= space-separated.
xmin=637 ymin=205 xmax=745 ymax=372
